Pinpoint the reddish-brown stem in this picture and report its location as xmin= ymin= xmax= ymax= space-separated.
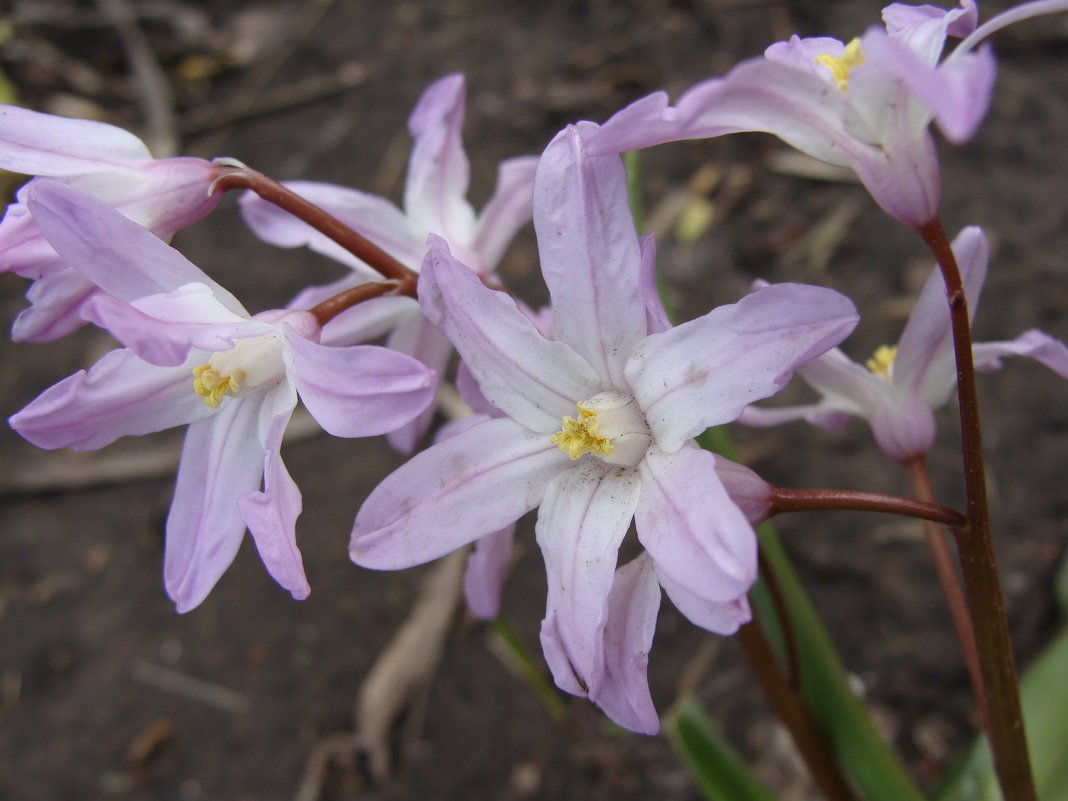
xmin=757 ymin=549 xmax=802 ymax=691
xmin=918 ymin=217 xmax=1035 ymax=801
xmin=903 ymin=456 xmax=990 ymax=736
xmin=769 ymin=486 xmax=967 ymax=530
xmin=212 ymin=169 xmax=419 ymax=285
xmin=737 ymin=619 xmax=860 ymax=801
xmin=308 ymin=279 xmax=417 ymax=326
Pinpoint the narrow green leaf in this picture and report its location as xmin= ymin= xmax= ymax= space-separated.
xmin=489 ymin=616 xmax=571 ymax=723
xmin=668 ymin=696 xmax=778 ymax=801
xmin=936 ymin=554 xmax=1068 ymax=801
xmin=699 ymin=427 xmax=926 ymax=801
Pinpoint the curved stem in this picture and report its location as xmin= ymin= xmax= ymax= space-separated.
xmin=769 ymin=486 xmax=967 ymax=530
xmin=918 ymin=218 xmax=1035 ymax=801
xmin=903 ymin=456 xmax=990 ymax=736
xmin=212 ymin=168 xmax=419 ymax=285
xmin=308 ymin=278 xmax=417 ymax=326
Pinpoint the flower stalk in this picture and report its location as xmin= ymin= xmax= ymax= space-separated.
xmin=308 ymin=279 xmax=415 ymax=327
xmin=903 ymin=456 xmax=990 ymax=738
xmin=213 ymin=169 xmax=419 ymax=285
xmin=736 ymin=617 xmax=860 ymax=801
xmin=918 ymin=217 xmax=1036 ymax=801
xmin=769 ymin=486 xmax=967 ymax=529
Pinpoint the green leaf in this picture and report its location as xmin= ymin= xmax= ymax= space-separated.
xmin=935 ymin=554 xmax=1068 ymax=801
xmin=699 ymin=427 xmax=926 ymax=801
xmin=668 ymin=696 xmax=778 ymax=801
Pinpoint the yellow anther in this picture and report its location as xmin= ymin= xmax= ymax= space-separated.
xmin=815 ymin=38 xmax=865 ymax=91
xmin=551 ymin=405 xmax=614 ymax=460
xmin=192 ymin=363 xmax=245 ymax=408
xmin=866 ymin=344 xmax=898 ymax=381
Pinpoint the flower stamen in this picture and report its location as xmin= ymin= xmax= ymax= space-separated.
xmin=866 ymin=344 xmax=898 ymax=381
xmin=192 ymin=364 xmax=245 ymax=408
xmin=815 ymin=38 xmax=864 ymax=91
xmin=551 ymin=404 xmax=614 ymax=460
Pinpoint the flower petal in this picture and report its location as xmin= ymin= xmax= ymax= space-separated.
xmin=0 ymin=104 xmax=151 ymax=174
xmin=638 ymin=233 xmax=672 ymax=335
xmin=0 ymin=197 xmax=64 ymax=279
xmin=81 ymin=284 xmax=270 ymax=367
xmin=418 ymin=236 xmax=600 ymax=432
xmin=10 ymin=268 xmax=97 ymax=343
xmin=636 ymin=446 xmax=757 ymax=606
xmin=593 ymin=553 xmax=662 ymax=735
xmin=471 ymin=155 xmax=538 ymax=271
xmin=9 ymin=348 xmax=211 ymax=451
xmin=537 ymin=461 xmax=641 ymax=698
xmin=26 ymin=180 xmax=242 ymax=308
xmin=862 ymin=28 xmax=996 ymax=144
xmin=403 ymin=74 xmax=477 ymax=246
xmin=165 ymin=395 xmax=267 ymax=612
xmin=626 ymin=282 xmax=858 ymax=452
xmin=239 ymin=180 xmax=424 ymax=276
xmin=464 ymin=526 xmax=515 ymax=620
xmin=869 ymin=391 xmax=937 ymax=462
xmin=883 ymin=1 xmax=978 ymax=63
xmin=738 ymin=402 xmax=852 ymax=430
xmin=654 ymin=567 xmax=752 ymax=635
xmin=384 ymin=311 xmax=453 ymax=453
xmin=318 ymin=295 xmax=418 ymax=347
xmin=283 ymin=329 xmax=437 ymax=439
xmin=589 ymin=59 xmax=860 ymax=168
xmin=351 ymin=417 xmax=570 ymax=569
xmin=895 ymin=226 xmax=987 ymax=407
xmin=238 ymin=384 xmax=310 ymax=601
xmin=973 ymin=329 xmax=1068 ymax=379
xmin=534 ymin=124 xmax=647 ymax=388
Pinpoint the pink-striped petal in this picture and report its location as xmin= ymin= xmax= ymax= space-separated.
xmin=403 ymin=73 xmax=477 ymax=245
xmin=654 ymin=566 xmax=752 ymax=635
xmin=537 ymin=462 xmax=641 ymax=698
xmin=165 ymin=395 xmax=267 ymax=612
xmin=8 ymin=348 xmax=212 ymax=451
xmin=26 ymin=180 xmax=242 ymax=309
xmin=283 ymin=330 xmax=437 ymax=439
xmin=534 ymin=124 xmax=646 ymax=388
xmin=973 ymin=330 xmax=1068 ymax=378
xmin=238 ymin=384 xmax=310 ymax=601
xmin=636 ymin=447 xmax=757 ymax=605
xmin=384 ymin=311 xmax=452 ymax=453
xmin=81 ymin=285 xmax=269 ymax=367
xmin=0 ymin=104 xmax=151 ymax=174
xmin=418 ymin=237 xmax=600 ymax=432
xmin=593 ymin=553 xmax=662 ymax=734
xmin=351 ymin=417 xmax=570 ymax=569
xmin=10 ymin=269 xmax=97 ymax=343
xmin=464 ymin=527 xmax=515 ymax=620
xmin=239 ymin=180 xmax=424 ymax=275
xmin=471 ymin=155 xmax=538 ymax=271
xmin=895 ymin=226 xmax=987 ymax=407
xmin=626 ymin=282 xmax=857 ymax=453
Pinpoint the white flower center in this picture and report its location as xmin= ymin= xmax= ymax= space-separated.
xmin=550 ymin=390 xmax=652 ymax=467
xmin=192 ymin=332 xmax=285 ymax=408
